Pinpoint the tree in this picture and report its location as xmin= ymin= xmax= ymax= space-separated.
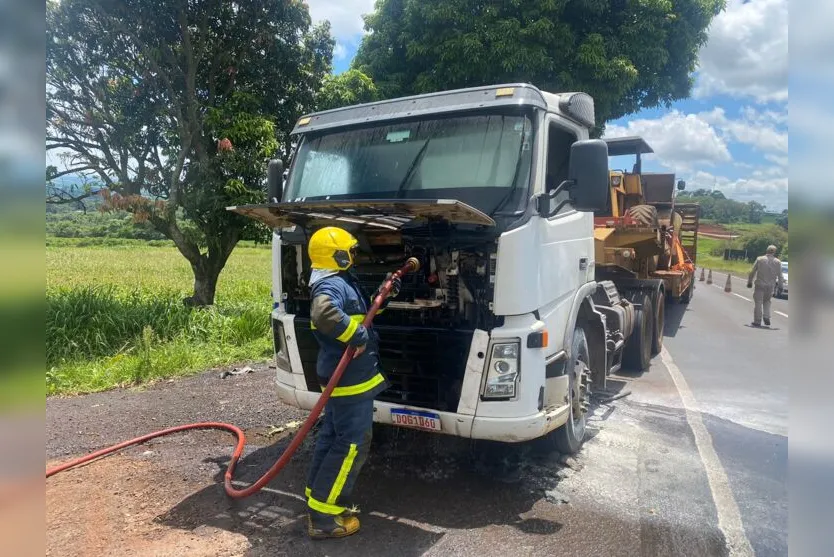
xmin=352 ymin=0 xmax=725 ymax=129
xmin=47 ymin=0 xmax=333 ymax=305
xmin=746 ymin=201 xmax=765 ymax=224
xmin=317 ymin=69 xmax=380 ymax=111
xmin=775 ymin=209 xmax=788 ymax=230
xmin=740 ymin=225 xmax=788 ymax=261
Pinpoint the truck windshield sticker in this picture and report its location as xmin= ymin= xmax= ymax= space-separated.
xmin=386 ymin=130 xmax=411 ymax=143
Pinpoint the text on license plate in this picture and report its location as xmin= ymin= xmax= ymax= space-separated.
xmin=390 ymin=409 xmax=442 ymax=432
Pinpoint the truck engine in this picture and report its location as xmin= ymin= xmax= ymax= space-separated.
xmin=277 ymin=224 xmax=503 ymax=412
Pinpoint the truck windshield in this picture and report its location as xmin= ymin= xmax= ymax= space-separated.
xmin=285 ymin=112 xmax=533 ymax=214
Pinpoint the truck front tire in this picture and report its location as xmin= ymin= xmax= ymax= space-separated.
xmin=553 ymin=327 xmax=591 ymax=455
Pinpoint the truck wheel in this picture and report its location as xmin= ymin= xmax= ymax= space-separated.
xmin=623 ymin=293 xmax=653 ymax=371
xmin=651 ymin=290 xmax=665 ymax=356
xmin=553 ymin=327 xmax=591 ymax=455
xmin=680 ymin=282 xmax=694 ymax=304
xmin=626 ymin=204 xmax=659 ymax=228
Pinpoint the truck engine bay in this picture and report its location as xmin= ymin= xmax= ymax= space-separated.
xmin=278 ymin=223 xmax=504 ymax=412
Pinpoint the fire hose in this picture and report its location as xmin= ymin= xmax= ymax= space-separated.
xmin=45 ymin=257 xmax=422 ymax=500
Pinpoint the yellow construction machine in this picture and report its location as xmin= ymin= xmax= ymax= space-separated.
xmin=594 ymin=136 xmax=699 ymax=325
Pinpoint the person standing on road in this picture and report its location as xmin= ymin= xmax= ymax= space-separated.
xmin=303 ymin=226 xmax=400 ymax=539
xmin=746 ymin=244 xmax=784 ymax=327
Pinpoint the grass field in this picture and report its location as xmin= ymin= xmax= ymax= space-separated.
xmin=46 ymin=239 xmax=274 ymax=396
xmin=696 ymin=236 xmax=753 ymax=276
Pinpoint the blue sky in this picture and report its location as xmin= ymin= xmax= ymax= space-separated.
xmin=309 ymin=0 xmax=788 ymax=211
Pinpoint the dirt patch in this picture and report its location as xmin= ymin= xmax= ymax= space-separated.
xmin=46 ymin=455 xmax=251 ymax=556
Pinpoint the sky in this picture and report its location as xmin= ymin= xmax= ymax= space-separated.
xmin=307 ymin=0 xmax=789 ymax=212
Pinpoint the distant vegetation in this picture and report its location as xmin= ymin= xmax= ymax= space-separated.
xmin=679 ymin=189 xmax=787 ymax=227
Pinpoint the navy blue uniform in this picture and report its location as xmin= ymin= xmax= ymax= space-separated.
xmin=305 ymin=270 xmax=391 ymax=516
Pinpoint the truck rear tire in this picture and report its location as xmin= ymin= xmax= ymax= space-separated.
xmin=626 ymin=204 xmax=659 ymax=228
xmin=651 ymin=289 xmax=665 ymax=356
xmin=552 ymin=327 xmax=591 ymax=455
xmin=623 ymin=293 xmax=653 ymax=371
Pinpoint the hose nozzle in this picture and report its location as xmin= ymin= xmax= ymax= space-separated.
xmin=405 ymin=257 xmax=421 ymax=273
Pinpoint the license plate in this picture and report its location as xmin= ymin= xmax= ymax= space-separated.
xmin=390 ymin=408 xmax=442 ymax=432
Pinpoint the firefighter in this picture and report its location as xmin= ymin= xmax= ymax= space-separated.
xmin=746 ymin=244 xmax=784 ymax=327
xmin=304 ymin=226 xmax=401 ymax=539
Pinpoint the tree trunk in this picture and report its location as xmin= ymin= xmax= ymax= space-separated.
xmin=186 ymin=261 xmax=221 ymax=307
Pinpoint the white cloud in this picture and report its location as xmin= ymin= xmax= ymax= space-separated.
xmin=682 ymin=169 xmax=788 ymax=211
xmin=700 ymin=107 xmax=788 ymax=154
xmin=333 ymin=43 xmax=348 ymax=61
xmin=604 ymin=111 xmax=730 ymax=171
xmin=306 ymin=0 xmax=375 ymax=40
xmin=694 ymin=0 xmax=788 ymax=103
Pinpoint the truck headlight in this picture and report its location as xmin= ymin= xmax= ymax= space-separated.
xmin=273 ymin=320 xmax=291 ymax=371
xmin=483 ymin=341 xmax=520 ymax=399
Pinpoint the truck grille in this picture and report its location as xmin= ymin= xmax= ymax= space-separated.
xmin=289 ymin=317 xmax=473 ymax=412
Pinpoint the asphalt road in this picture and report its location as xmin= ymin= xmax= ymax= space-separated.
xmin=45 ymin=274 xmax=788 ymax=557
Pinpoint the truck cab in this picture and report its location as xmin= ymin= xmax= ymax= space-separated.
xmin=230 ymin=84 xmax=638 ymax=453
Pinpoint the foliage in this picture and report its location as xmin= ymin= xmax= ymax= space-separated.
xmin=739 ymin=225 xmax=788 ymax=261
xmin=46 ymin=0 xmax=334 ymax=305
xmin=46 ymin=241 xmax=273 ymax=395
xmin=317 ymin=69 xmax=380 ymax=111
xmin=775 ymin=209 xmax=788 ymax=230
xmin=678 ymin=191 xmax=772 ymax=224
xmin=47 ymin=205 xmax=167 ymax=240
xmin=352 ymin=0 xmax=725 ymax=129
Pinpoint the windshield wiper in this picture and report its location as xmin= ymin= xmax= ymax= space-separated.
xmin=395 ymin=138 xmax=431 ymax=199
xmin=488 ymin=135 xmax=528 ymax=217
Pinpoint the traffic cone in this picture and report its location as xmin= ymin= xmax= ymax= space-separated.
xmin=724 ymin=274 xmax=732 ymax=292
xmin=706 ymin=269 xmax=713 ymax=284
xmin=699 ymin=267 xmax=705 ymax=282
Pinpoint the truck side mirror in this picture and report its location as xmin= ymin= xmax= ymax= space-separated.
xmin=677 ymin=180 xmax=686 ymax=191
xmin=267 ymin=159 xmax=284 ymax=203
xmin=568 ymin=139 xmax=609 ymax=212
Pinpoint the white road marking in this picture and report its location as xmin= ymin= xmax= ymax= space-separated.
xmin=660 ymin=347 xmax=755 ymax=557
xmin=712 ymin=285 xmax=789 ymax=318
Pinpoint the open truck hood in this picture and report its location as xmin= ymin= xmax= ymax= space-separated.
xmin=227 ymin=199 xmax=496 ymax=230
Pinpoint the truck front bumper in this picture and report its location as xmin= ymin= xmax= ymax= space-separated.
xmin=277 ymin=379 xmax=570 ymax=443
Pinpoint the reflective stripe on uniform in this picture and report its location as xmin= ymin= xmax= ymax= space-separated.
xmin=335 ymin=318 xmax=359 ymax=342
xmin=311 ymin=314 xmax=364 ymax=337
xmin=308 ymin=495 xmax=345 ymax=515
xmin=321 ymin=372 xmax=385 ymax=397
xmin=305 ymin=486 xmax=311 ymax=498
xmin=327 ymin=443 xmax=358 ymax=504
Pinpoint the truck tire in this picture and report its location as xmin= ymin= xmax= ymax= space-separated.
xmin=680 ymin=282 xmax=694 ymax=304
xmin=651 ymin=289 xmax=665 ymax=356
xmin=623 ymin=293 xmax=653 ymax=371
xmin=553 ymin=327 xmax=591 ymax=455
xmin=626 ymin=204 xmax=659 ymax=228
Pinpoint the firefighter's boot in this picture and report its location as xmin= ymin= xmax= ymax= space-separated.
xmin=307 ymin=510 xmax=361 ymax=540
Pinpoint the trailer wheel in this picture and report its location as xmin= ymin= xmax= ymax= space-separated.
xmin=651 ymin=290 xmax=665 ymax=356
xmin=623 ymin=293 xmax=653 ymax=371
xmin=553 ymin=327 xmax=591 ymax=455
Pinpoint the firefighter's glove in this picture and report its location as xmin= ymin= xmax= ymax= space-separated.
xmin=746 ymin=282 xmax=753 ymax=289
xmin=374 ymin=273 xmax=401 ymax=299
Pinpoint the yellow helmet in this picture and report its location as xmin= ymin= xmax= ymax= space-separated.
xmin=308 ymin=226 xmax=359 ymax=271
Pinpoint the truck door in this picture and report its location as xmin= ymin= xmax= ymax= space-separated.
xmin=539 ymin=118 xmax=595 ymax=406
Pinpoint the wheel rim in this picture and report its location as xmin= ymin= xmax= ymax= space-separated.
xmin=570 ymin=358 xmax=589 ymax=440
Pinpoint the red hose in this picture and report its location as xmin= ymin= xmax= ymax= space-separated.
xmin=46 ymin=258 xmax=421 ymax=500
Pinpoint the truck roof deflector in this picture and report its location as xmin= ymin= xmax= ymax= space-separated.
xmin=226 ymin=199 xmax=497 ymax=230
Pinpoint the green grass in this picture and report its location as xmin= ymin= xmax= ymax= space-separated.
xmin=46 ymin=240 xmax=274 ymax=396
xmin=696 ymin=236 xmax=752 ymax=276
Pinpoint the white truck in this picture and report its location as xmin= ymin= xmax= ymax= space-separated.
xmin=230 ymin=83 xmax=650 ymax=454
